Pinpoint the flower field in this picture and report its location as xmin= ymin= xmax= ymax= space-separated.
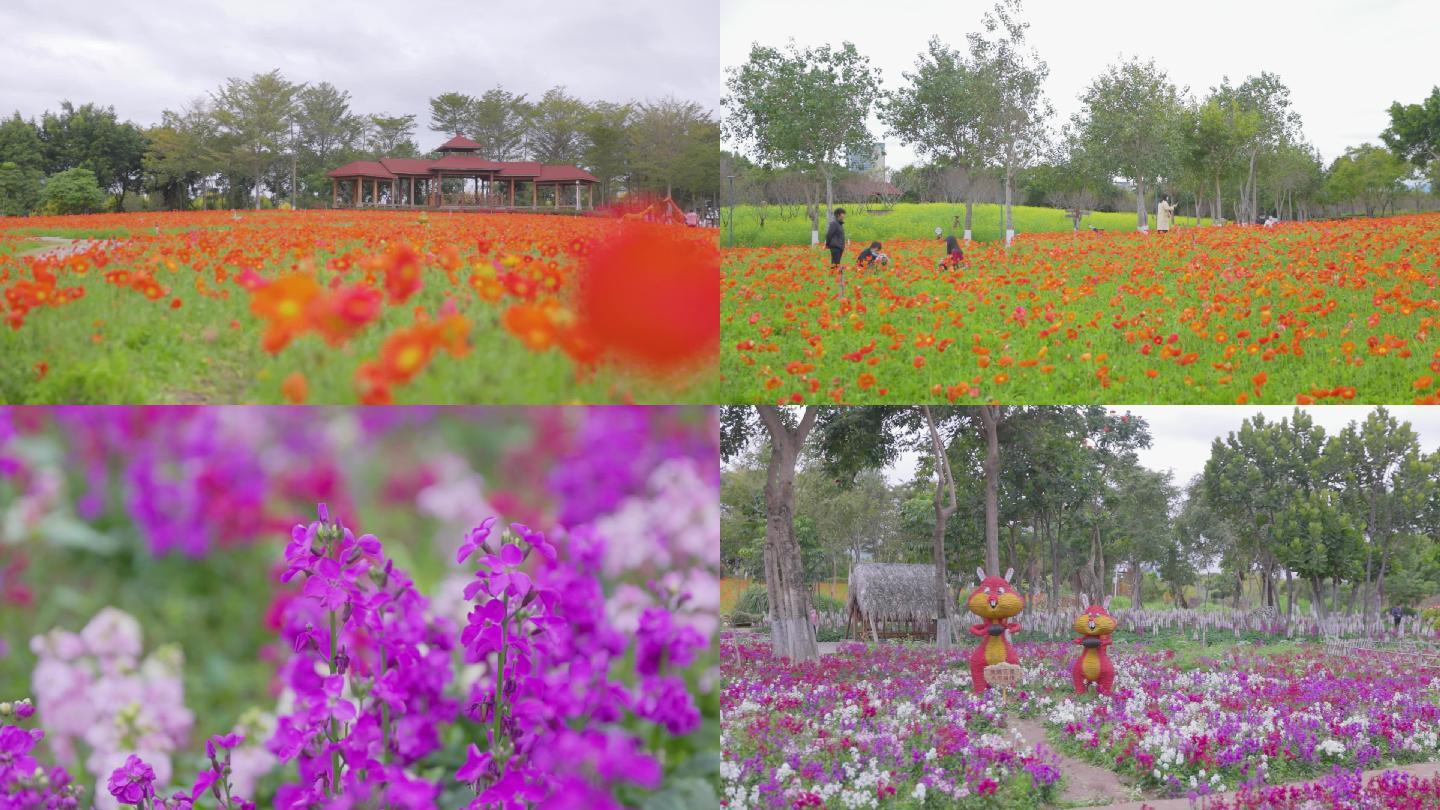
xmin=721 ymin=214 xmax=1440 ymax=404
xmin=0 ymin=406 xmax=720 ymax=808
xmin=0 ymin=210 xmax=719 ymax=404
xmin=721 ymin=634 xmax=1440 ymax=808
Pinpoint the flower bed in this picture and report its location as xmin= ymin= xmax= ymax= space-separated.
xmin=720 ymin=636 xmax=1060 ymax=808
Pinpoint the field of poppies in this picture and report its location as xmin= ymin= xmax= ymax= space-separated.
xmin=721 ymin=214 xmax=1440 ymax=404
xmin=0 ymin=406 xmax=720 ymax=809
xmin=0 ymin=210 xmax=719 ymax=404
xmin=721 ymin=634 xmax=1440 ymax=808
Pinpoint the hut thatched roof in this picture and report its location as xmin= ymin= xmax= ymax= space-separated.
xmin=847 ymin=563 xmax=952 ymax=622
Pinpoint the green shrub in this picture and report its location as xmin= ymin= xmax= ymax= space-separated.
xmin=733 ymin=585 xmax=844 ymax=617
xmin=729 ymin=611 xmax=755 ymax=626
xmin=37 ymin=168 xmax=108 ymax=215
xmin=734 ymin=584 xmax=768 ymax=616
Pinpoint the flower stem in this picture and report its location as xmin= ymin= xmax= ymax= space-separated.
xmin=493 ymin=593 xmax=509 ymax=763
xmin=329 ymin=607 xmax=342 ymax=795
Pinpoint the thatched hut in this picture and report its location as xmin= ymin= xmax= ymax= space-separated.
xmin=846 ymin=563 xmax=954 ymax=643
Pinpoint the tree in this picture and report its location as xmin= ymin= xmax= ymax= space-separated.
xmin=38 ymin=101 xmax=147 ymax=209
xmin=1232 ymin=73 xmax=1303 ymax=224
xmin=37 ymin=167 xmax=107 ymax=214
xmin=367 ymin=114 xmax=419 ymax=158
xmin=1183 ymin=89 xmax=1259 ymax=224
xmin=629 ymin=97 xmax=714 ymax=200
xmin=469 ymin=88 xmax=530 ymax=161
xmin=0 ymin=161 xmax=43 ymax=215
xmin=0 ymin=113 xmax=44 ymax=173
xmin=211 ymin=70 xmax=302 ymax=210
xmin=753 ymin=406 xmax=820 ymax=661
xmin=1326 ymin=144 xmax=1408 ymax=216
xmin=924 ymin=407 xmax=960 ymax=648
xmin=583 ymin=102 xmax=632 ymax=203
xmin=144 ymin=100 xmax=221 ymax=210
xmin=1381 ymin=87 xmax=1440 ymax=173
xmin=528 ymin=87 xmax=590 ymax=165
xmin=881 ymin=37 xmax=988 ymax=240
xmin=1073 ymin=58 xmax=1184 ymax=231
xmin=724 ymin=41 xmax=882 ymax=243
xmin=967 ymin=0 xmax=1052 ymax=245
xmin=428 ymin=92 xmax=475 ymax=136
xmin=296 ymin=83 xmax=364 ymax=165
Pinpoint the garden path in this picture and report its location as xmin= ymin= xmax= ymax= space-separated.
xmin=1089 ymin=760 xmax=1440 ymax=809
xmin=1011 ymin=717 xmax=1133 ymax=805
xmin=15 ymin=237 xmax=102 ymax=259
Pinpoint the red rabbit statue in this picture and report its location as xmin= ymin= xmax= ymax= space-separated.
xmin=1072 ymin=594 xmax=1117 ymax=696
xmin=966 ymin=567 xmax=1023 ymax=692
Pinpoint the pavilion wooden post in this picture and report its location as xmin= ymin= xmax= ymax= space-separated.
xmin=371 ymin=178 xmax=377 ymax=206
xmin=554 ymin=184 xmax=559 ymax=210
xmin=574 ymin=182 xmax=580 ymax=211
xmin=331 ymin=178 xmax=337 ymax=208
xmin=587 ymin=184 xmax=593 ymax=209
xmin=509 ymin=178 xmax=515 ymax=207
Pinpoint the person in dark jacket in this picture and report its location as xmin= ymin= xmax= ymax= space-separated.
xmin=824 ymin=208 xmax=847 ymax=296
xmin=857 ymin=241 xmax=887 ymax=267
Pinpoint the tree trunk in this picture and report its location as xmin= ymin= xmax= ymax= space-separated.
xmin=925 ymin=406 xmax=959 ymax=649
xmin=823 ymin=171 xmax=834 ymax=235
xmin=1135 ymin=174 xmax=1147 ymax=231
xmin=1004 ymin=163 xmax=1015 ymax=246
xmin=979 ymin=406 xmax=1002 ymax=574
xmin=757 ymin=405 xmax=820 ymax=661
xmin=1311 ymin=577 xmax=1327 ymax=619
xmin=964 ymin=196 xmax=974 ymax=242
xmin=1215 ymin=174 xmax=1223 ymax=226
xmin=1130 ymin=554 xmax=1142 ymax=608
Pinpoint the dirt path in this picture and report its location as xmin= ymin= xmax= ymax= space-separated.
xmin=14 ymin=236 xmax=106 ymax=259
xmin=1089 ymin=760 xmax=1440 ymax=809
xmin=1010 ymin=717 xmax=1133 ymax=806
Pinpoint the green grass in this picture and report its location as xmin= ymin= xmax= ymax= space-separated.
xmin=723 ymin=202 xmax=1209 ymax=247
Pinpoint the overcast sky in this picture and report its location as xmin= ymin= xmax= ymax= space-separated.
xmin=722 ymin=0 xmax=1439 ymax=168
xmin=0 ymin=0 xmax=718 ymax=135
xmin=881 ymin=406 xmax=1440 ymax=486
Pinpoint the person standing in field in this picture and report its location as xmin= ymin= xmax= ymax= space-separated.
xmin=825 ymin=207 xmax=848 ymax=297
xmin=1157 ymin=195 xmax=1176 ymax=233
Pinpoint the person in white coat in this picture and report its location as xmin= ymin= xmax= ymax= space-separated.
xmin=1157 ymin=195 xmax=1176 ymax=233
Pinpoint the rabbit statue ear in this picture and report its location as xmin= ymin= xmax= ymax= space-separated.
xmin=1080 ymin=593 xmax=1089 ymax=608
xmin=1103 ymin=595 xmax=1113 ymax=611
xmin=1004 ymin=567 xmax=1014 ymax=582
xmin=976 ymin=566 xmax=986 ymax=583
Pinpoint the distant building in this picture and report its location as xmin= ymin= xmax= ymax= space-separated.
xmin=846 ymin=142 xmax=887 ymax=181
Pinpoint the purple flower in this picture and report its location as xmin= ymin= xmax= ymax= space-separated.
xmin=456 ymin=743 xmax=492 ymax=783
xmin=303 ymin=557 xmax=352 ymax=610
xmin=107 ymin=754 xmax=156 ymax=805
xmin=457 ymin=516 xmax=498 ymax=565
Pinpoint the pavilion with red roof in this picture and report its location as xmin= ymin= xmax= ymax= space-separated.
xmin=326 ymin=135 xmax=600 ymax=211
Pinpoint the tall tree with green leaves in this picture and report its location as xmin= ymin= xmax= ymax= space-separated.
xmin=527 ymin=87 xmax=590 ymax=165
xmin=1183 ymin=88 xmax=1259 ymax=224
xmin=724 ymin=41 xmax=882 ymax=243
xmin=39 ymin=101 xmax=148 ymax=209
xmin=1232 ymin=73 xmax=1302 ymax=223
xmin=583 ymin=102 xmax=632 ymax=203
xmin=967 ymin=0 xmax=1052 ymax=245
xmin=1325 ymin=144 xmax=1409 ymax=216
xmin=368 ymin=114 xmax=419 ymax=158
xmin=428 ymin=92 xmax=475 ymax=137
xmin=211 ymin=70 xmax=301 ymax=210
xmin=144 ymin=100 xmax=221 ymax=209
xmin=0 ymin=113 xmax=44 ymax=173
xmin=1383 ymin=86 xmax=1440 ymax=193
xmin=881 ymin=37 xmax=988 ymax=240
xmin=1073 ymin=58 xmax=1184 ymax=231
xmin=629 ymin=97 xmax=714 ymax=199
xmin=471 ymin=88 xmax=530 ymax=161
